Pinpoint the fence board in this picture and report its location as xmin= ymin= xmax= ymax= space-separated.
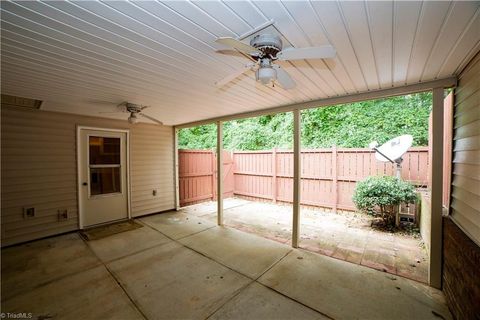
xmin=178 ymin=150 xmax=233 ymax=206
xmin=179 ymin=147 xmax=429 ymax=211
xmin=231 ymin=147 xmax=429 ymax=211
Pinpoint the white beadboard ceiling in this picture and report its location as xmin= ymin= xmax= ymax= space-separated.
xmin=1 ymin=0 xmax=479 ymax=126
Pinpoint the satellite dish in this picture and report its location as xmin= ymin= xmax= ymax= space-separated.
xmin=373 ymin=135 xmax=413 ymax=163
xmin=369 ymin=135 xmax=413 ymax=178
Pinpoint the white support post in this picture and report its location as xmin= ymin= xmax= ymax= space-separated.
xmin=174 ymin=128 xmax=180 ymax=211
xmin=217 ymin=121 xmax=224 ymax=226
xmin=429 ymin=87 xmax=444 ymax=289
xmin=292 ymin=110 xmax=301 ymax=248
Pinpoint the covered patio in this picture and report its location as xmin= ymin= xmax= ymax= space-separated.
xmin=2 ymin=209 xmax=449 ymax=320
xmin=1 ymin=1 xmax=479 ymax=318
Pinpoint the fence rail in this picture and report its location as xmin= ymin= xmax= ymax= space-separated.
xmin=179 ymin=147 xmax=429 ymax=211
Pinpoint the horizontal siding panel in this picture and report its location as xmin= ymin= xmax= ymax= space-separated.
xmin=131 ymin=203 xmax=174 ymax=215
xmin=455 ymin=77 xmax=479 ymax=105
xmin=450 ymin=211 xmax=480 ymax=246
xmin=3 ymin=207 xmax=78 ymax=224
xmin=457 ymin=52 xmax=480 ymax=80
xmin=131 ymin=192 xmax=175 ymax=202
xmin=2 ymin=123 xmax=75 ymax=135
xmin=1 ymin=106 xmax=174 ymax=245
xmin=3 ymin=181 xmax=75 ymax=193
xmin=451 ymin=176 xmax=480 ymax=196
xmin=455 ymin=60 xmax=480 ymax=91
xmin=452 ymin=164 xmax=480 ymax=180
xmin=2 ymin=192 xmax=77 ymax=208
xmin=2 ymin=201 xmax=78 ymax=217
xmin=3 ymin=212 xmax=78 ymax=231
xmin=452 ymin=151 xmax=480 ymax=165
xmin=450 ymin=52 xmax=480 ymax=245
xmin=1 ymin=224 xmax=77 ymax=247
xmin=452 ymin=188 xmax=480 ymax=211
xmin=131 ymin=182 xmax=174 ymax=190
xmin=1 ymin=131 xmax=75 ymax=143
xmin=451 ymin=199 xmax=480 ymax=227
xmin=454 ymin=90 xmax=480 ymax=115
xmin=454 ymin=106 xmax=480 ymax=128
xmin=3 ymin=176 xmax=76 ymax=186
xmin=453 ymin=135 xmax=480 ymax=151
xmin=3 ymin=148 xmax=74 ymax=156
xmin=453 ymin=120 xmax=480 ymax=139
xmin=3 ymin=218 xmax=78 ymax=240
xmin=1 ymin=117 xmax=77 ymax=130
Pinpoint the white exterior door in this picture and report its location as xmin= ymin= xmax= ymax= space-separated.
xmin=79 ymin=129 xmax=128 ymax=228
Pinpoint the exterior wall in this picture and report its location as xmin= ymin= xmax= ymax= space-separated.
xmin=442 ymin=217 xmax=480 ymax=320
xmin=449 ymin=52 xmax=480 ymax=244
xmin=443 ymin=52 xmax=480 ymax=318
xmin=1 ymin=106 xmax=174 ymax=246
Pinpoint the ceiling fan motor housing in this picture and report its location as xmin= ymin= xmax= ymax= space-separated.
xmin=125 ymin=103 xmax=141 ymax=112
xmin=250 ymin=34 xmax=282 ymax=58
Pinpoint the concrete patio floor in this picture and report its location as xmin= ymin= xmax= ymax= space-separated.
xmin=183 ymin=198 xmax=428 ymax=284
xmin=1 ymin=210 xmax=450 ymax=320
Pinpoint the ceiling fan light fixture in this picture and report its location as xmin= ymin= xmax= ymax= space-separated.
xmin=128 ymin=113 xmax=139 ymax=124
xmin=256 ymin=66 xmax=277 ymax=85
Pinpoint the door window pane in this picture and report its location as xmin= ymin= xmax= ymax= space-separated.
xmin=89 ymin=137 xmax=120 ymax=165
xmin=90 ymin=167 xmax=121 ymax=195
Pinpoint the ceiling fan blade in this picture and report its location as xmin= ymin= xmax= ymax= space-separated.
xmin=215 ymin=37 xmax=261 ymax=56
xmin=140 ymin=113 xmax=164 ymax=125
xmin=215 ymin=49 xmax=249 ymax=58
xmin=274 ymin=65 xmax=296 ymax=90
xmin=277 ymin=45 xmax=336 ymax=61
xmin=215 ymin=63 xmax=255 ymax=88
xmin=98 ymin=111 xmax=124 ymax=114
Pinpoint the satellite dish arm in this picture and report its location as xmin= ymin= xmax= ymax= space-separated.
xmin=373 ymin=147 xmax=395 ymax=164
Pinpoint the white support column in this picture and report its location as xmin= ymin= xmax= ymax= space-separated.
xmin=174 ymin=128 xmax=180 ymax=211
xmin=292 ymin=110 xmax=301 ymax=248
xmin=429 ymin=87 xmax=444 ymax=289
xmin=217 ymin=121 xmax=224 ymax=226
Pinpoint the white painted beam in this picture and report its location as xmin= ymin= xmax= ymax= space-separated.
xmin=175 ymin=77 xmax=456 ymax=129
xmin=292 ymin=110 xmax=301 ymax=248
xmin=217 ymin=121 xmax=224 ymax=226
xmin=429 ymin=87 xmax=444 ymax=289
xmin=174 ymin=127 xmax=180 ymax=211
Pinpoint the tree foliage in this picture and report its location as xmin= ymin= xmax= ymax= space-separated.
xmin=178 ymin=92 xmax=432 ymax=150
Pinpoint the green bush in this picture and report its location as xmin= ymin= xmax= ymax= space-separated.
xmin=352 ymin=176 xmax=417 ymax=225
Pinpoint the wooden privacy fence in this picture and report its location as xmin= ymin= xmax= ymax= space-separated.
xmin=179 ymin=147 xmax=429 ymax=211
xmin=178 ymin=150 xmax=234 ymax=206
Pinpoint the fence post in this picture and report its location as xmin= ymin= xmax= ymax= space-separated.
xmin=272 ymin=148 xmax=277 ymax=203
xmin=332 ymin=145 xmax=338 ymax=213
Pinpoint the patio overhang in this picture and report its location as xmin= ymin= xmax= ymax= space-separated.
xmin=1 ymin=1 xmax=478 ymax=126
xmin=175 ymin=76 xmax=457 ymax=129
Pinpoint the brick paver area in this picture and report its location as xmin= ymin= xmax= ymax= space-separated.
xmin=183 ymin=198 xmax=428 ymax=283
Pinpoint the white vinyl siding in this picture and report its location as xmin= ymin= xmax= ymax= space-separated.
xmin=450 ymin=52 xmax=480 ymax=245
xmin=1 ymin=106 xmax=174 ymax=246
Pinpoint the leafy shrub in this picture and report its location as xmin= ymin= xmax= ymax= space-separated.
xmin=352 ymin=176 xmax=417 ymax=225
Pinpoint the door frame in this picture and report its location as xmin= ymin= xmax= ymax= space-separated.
xmin=76 ymin=126 xmax=131 ymax=229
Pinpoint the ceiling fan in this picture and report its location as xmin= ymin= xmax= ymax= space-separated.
xmin=215 ymin=34 xmax=336 ymax=89
xmin=100 ymin=102 xmax=163 ymax=125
